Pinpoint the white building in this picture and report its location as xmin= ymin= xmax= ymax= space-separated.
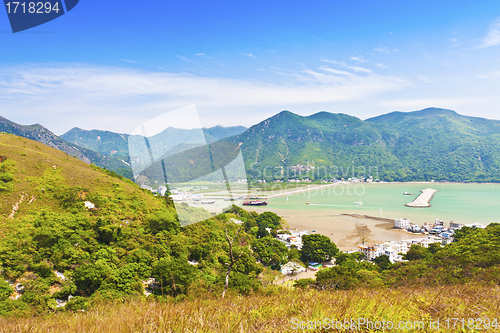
xmin=281 ymin=262 xmax=306 ymax=275
xmin=358 ymin=245 xmax=382 ymax=260
xmin=157 ymin=186 xmax=168 ymax=196
xmin=449 ymin=222 xmax=464 ymax=230
xmin=434 ymin=219 xmax=445 ymax=227
xmin=394 ymin=218 xmax=411 ymax=229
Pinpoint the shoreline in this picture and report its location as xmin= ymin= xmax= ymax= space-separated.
xmin=248 ymin=207 xmax=427 ymax=251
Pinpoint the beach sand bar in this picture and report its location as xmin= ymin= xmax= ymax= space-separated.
xmin=405 ymin=188 xmax=437 ymax=208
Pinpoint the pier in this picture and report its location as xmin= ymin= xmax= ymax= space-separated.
xmin=405 ymin=188 xmax=437 ymax=208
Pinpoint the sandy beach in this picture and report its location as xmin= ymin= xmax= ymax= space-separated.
xmin=248 ymin=207 xmax=427 ymax=251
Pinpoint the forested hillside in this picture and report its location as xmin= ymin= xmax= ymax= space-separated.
xmin=230 ymin=108 xmax=500 ymax=182
xmin=1 ymin=133 xmax=500 ymax=328
xmin=0 ymin=133 xmax=285 ymax=316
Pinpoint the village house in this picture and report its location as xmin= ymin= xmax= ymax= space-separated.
xmin=394 ymin=218 xmax=411 ymax=229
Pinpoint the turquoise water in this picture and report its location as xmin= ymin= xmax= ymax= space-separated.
xmin=267 ymin=183 xmax=500 ymax=225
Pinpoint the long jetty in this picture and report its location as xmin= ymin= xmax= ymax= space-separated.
xmin=405 ymin=188 xmax=437 ymax=208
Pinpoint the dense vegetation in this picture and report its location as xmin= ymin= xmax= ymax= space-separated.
xmin=2 ymin=132 xmax=500 ymax=332
xmin=230 ymin=108 xmax=500 ymax=183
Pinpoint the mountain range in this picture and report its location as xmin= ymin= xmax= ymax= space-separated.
xmin=229 ymin=108 xmax=500 ymax=182
xmin=3 ymin=108 xmax=500 ymax=183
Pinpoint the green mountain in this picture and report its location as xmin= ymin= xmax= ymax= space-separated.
xmin=0 ymin=133 xmax=276 ymax=316
xmin=229 ymin=108 xmax=500 ymax=182
xmin=0 ymin=116 xmax=133 ymax=179
xmin=60 ymin=125 xmax=247 ymax=157
xmin=59 ymin=128 xmax=130 ymax=158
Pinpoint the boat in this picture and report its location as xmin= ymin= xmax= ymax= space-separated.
xmin=354 ymin=201 xmax=363 ymax=205
xmin=403 ymin=192 xmax=413 ymax=195
xmin=201 ymin=200 xmax=215 ymax=204
xmin=242 ymin=200 xmax=268 ymax=206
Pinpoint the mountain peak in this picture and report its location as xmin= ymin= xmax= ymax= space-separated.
xmin=366 ymin=107 xmax=459 ymax=123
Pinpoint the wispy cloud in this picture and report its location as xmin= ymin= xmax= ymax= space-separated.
xmin=376 ymin=63 xmax=389 ymax=69
xmin=379 ymin=97 xmax=499 ymax=110
xmin=120 ymin=59 xmax=141 ymax=64
xmin=175 ymin=55 xmax=192 ymax=62
xmin=480 ymin=18 xmax=500 ymax=48
xmin=195 ymin=53 xmax=206 ymax=56
xmin=240 ymin=53 xmax=256 ymax=58
xmin=321 ymin=59 xmax=347 ymax=66
xmin=349 ymin=56 xmax=368 ymax=63
xmin=0 ymin=63 xmax=409 ymax=134
xmin=349 ymin=66 xmax=372 ymax=74
xmin=374 ymin=47 xmax=390 ymax=54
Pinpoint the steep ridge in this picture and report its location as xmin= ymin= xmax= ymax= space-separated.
xmin=0 ymin=116 xmax=133 ymax=179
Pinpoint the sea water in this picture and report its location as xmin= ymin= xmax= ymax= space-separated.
xmin=266 ymin=183 xmax=500 ymax=225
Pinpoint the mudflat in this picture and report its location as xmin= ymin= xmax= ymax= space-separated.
xmin=249 ymin=207 xmax=427 ymax=251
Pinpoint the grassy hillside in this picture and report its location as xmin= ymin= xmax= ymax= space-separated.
xmin=0 ymin=133 xmax=161 ymax=219
xmin=0 ymin=117 xmax=133 ymax=180
xmin=0 ymin=285 xmax=499 ymax=332
xmin=0 ymin=135 xmax=287 ymax=318
xmin=2 ymin=132 xmax=500 ymax=331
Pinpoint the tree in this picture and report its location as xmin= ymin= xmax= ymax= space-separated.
xmin=453 ymin=226 xmax=478 ymax=243
xmin=257 ymin=224 xmax=269 ymax=238
xmin=301 ymin=234 xmax=339 ymax=263
xmin=0 ymin=279 xmax=13 ymax=301
xmin=152 ymin=257 xmax=197 ymax=296
xmin=403 ymin=245 xmax=430 ymax=261
xmin=428 ymin=243 xmax=442 ymax=255
xmin=355 ymin=223 xmax=371 ymax=245
xmin=222 ymin=228 xmax=245 ymax=298
xmin=256 ymin=212 xmax=282 ymax=229
xmin=373 ymin=255 xmax=392 ymax=271
xmin=252 ymin=238 xmax=288 ymax=269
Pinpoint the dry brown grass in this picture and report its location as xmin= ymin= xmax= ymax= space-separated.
xmin=1 ymin=284 xmax=499 ymax=332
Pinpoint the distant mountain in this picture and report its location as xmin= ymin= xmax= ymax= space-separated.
xmin=60 ymin=125 xmax=247 ymax=158
xmin=5 ymin=108 xmax=500 ymax=184
xmin=0 ymin=116 xmax=133 ymax=179
xmin=227 ymin=108 xmax=500 ymax=182
xmin=60 ymin=128 xmax=130 ymax=157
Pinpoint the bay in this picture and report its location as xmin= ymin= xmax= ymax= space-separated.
xmin=265 ymin=183 xmax=500 ymax=225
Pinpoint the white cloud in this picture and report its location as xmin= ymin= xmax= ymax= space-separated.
xmin=379 ymin=97 xmax=499 ymax=110
xmin=480 ymin=18 xmax=500 ymax=48
xmin=321 ymin=59 xmax=347 ymax=66
xmin=349 ymin=66 xmax=372 ymax=74
xmin=0 ymin=63 xmax=409 ymax=134
xmin=120 ymin=59 xmax=141 ymax=64
xmin=349 ymin=56 xmax=368 ymax=63
xmin=175 ymin=55 xmax=192 ymax=62
xmin=196 ymin=53 xmax=206 ymax=56
xmin=376 ymin=63 xmax=389 ymax=69
xmin=374 ymin=47 xmax=390 ymax=54
xmin=240 ymin=53 xmax=256 ymax=58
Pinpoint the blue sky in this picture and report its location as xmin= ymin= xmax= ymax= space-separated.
xmin=1 ymin=0 xmax=500 ymax=134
